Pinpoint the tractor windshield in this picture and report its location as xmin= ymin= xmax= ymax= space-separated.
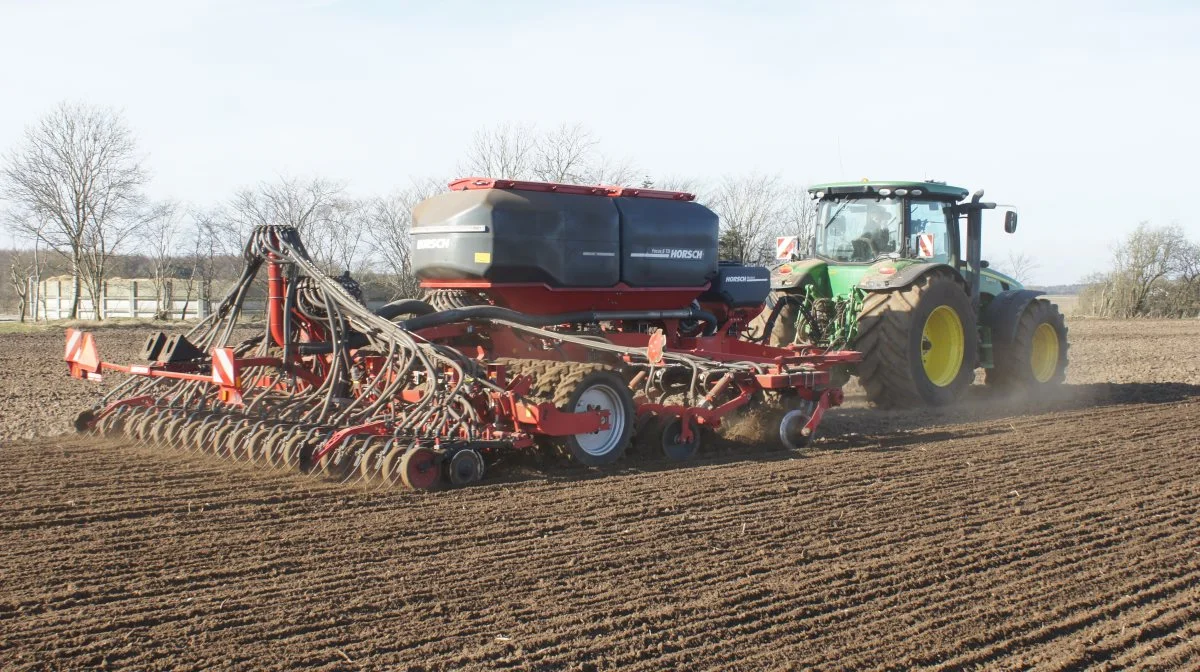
xmin=815 ymin=198 xmax=903 ymax=262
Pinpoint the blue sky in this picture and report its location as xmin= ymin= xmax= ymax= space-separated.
xmin=2 ymin=0 xmax=1197 ymax=284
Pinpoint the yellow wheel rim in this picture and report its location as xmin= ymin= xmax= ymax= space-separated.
xmin=921 ymin=305 xmax=965 ymax=387
xmin=1030 ymin=322 xmax=1060 ymax=383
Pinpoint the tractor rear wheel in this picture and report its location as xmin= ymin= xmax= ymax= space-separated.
xmin=856 ymin=270 xmax=977 ymax=408
xmin=986 ymin=299 xmax=1068 ymax=392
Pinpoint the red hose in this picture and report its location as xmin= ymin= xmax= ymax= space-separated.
xmin=267 ymin=256 xmax=286 ymax=349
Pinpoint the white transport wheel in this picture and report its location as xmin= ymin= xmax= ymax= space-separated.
xmin=560 ymin=370 xmax=635 ymax=466
xmin=574 ymin=384 xmax=626 ymax=458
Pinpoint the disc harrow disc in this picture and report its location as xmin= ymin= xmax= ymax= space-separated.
xmin=357 ymin=439 xmax=385 ymax=484
xmin=399 ymin=447 xmax=441 ymax=491
xmin=225 ymin=424 xmax=253 ymax=460
xmin=150 ymin=415 xmax=172 ymax=445
xmin=162 ymin=417 xmax=184 ymax=448
xmin=95 ymin=412 xmax=116 ymax=435
xmin=245 ymin=426 xmax=274 ymax=464
xmin=176 ymin=421 xmax=196 ymax=452
xmin=192 ymin=420 xmax=218 ymax=453
xmin=317 ymin=442 xmax=355 ymax=481
xmin=378 ymin=444 xmax=408 ymax=488
xmin=211 ymin=424 xmax=236 ymax=457
xmin=131 ymin=412 xmax=153 ymax=442
xmin=280 ymin=435 xmax=305 ymax=470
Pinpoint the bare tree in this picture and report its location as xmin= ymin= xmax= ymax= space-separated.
xmin=1078 ymin=223 xmax=1195 ymax=318
xmin=1 ymin=102 xmax=147 ymax=319
xmin=458 ymin=123 xmax=539 ymax=180
xmin=1003 ymin=251 xmax=1040 ymax=285
xmin=227 ymin=176 xmax=345 ymax=239
xmin=179 ymin=208 xmax=225 ymax=320
xmin=777 ymin=185 xmax=819 ymax=255
xmin=583 ymin=155 xmax=638 ymax=187
xmin=365 ymin=179 xmax=443 ymax=299
xmin=640 ymin=175 xmax=705 ymax=198
xmin=1116 ymin=222 xmax=1186 ymax=317
xmin=308 ymin=198 xmax=374 ymax=275
xmin=459 ymin=123 xmax=639 ymax=186
xmin=226 ymin=175 xmax=366 ymax=279
xmin=708 ymin=174 xmax=787 ymax=265
xmin=532 ymin=124 xmax=597 ymax=183
xmin=8 ymin=250 xmax=34 ymax=321
xmin=140 ymin=201 xmax=184 ymax=318
xmin=1169 ymin=240 xmax=1200 ymax=317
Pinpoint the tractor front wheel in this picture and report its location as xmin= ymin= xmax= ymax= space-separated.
xmin=856 ymin=270 xmax=977 ymax=408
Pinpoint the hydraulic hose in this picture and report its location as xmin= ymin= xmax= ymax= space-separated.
xmin=374 ymin=299 xmax=436 ymax=321
xmin=396 ymin=305 xmax=720 ymax=337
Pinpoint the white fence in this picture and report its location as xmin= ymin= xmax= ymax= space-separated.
xmin=29 ymin=276 xmax=390 ymax=321
xmin=32 ymin=277 xmax=213 ymax=321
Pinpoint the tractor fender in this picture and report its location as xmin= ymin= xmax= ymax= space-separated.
xmin=769 ymin=258 xmax=825 ymax=290
xmin=857 ymin=261 xmax=958 ymax=292
xmin=980 ymin=289 xmax=1046 ymax=344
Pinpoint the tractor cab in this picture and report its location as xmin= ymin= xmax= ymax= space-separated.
xmin=807 ymin=180 xmax=1023 ymax=307
xmin=811 ymin=181 xmax=970 ymax=266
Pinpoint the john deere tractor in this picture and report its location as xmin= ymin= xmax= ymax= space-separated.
xmin=752 ymin=180 xmax=1068 ymax=407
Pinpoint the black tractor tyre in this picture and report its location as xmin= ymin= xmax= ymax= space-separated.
xmin=986 ymin=299 xmax=1069 ymax=391
xmin=746 ymin=289 xmax=803 ymax=347
xmin=855 ymin=270 xmax=978 ymax=408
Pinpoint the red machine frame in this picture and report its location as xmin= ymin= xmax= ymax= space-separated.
xmin=65 ymin=180 xmax=862 ymax=482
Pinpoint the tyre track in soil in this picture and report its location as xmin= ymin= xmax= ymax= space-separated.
xmin=0 ymin=395 xmax=1197 ymax=671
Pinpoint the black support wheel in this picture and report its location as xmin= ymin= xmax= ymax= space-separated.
xmin=446 ymin=448 xmax=485 ymax=486
xmin=986 ymin=299 xmax=1069 ymax=393
xmin=855 ymin=269 xmax=977 ymax=408
xmin=660 ymin=417 xmax=700 ymax=461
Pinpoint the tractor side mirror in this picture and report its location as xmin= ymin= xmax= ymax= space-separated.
xmin=981 ymin=259 xmax=990 ymax=269
xmin=1004 ymin=211 xmax=1018 ymax=234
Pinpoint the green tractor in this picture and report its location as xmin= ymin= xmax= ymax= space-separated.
xmin=752 ymin=180 xmax=1068 ymax=408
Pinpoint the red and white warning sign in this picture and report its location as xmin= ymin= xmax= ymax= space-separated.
xmin=776 ymin=236 xmax=799 ymax=260
xmin=211 ymin=347 xmax=239 ymax=387
xmin=211 ymin=347 xmax=243 ymax=406
xmin=64 ymin=328 xmax=83 ymax=361
xmin=916 ymin=233 xmax=935 ymax=258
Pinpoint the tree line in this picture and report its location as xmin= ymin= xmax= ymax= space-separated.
xmin=17 ymin=103 xmax=1187 ymax=322
xmin=1 ymin=104 xmax=817 ymax=320
xmin=1077 ymin=223 xmax=1200 ymax=318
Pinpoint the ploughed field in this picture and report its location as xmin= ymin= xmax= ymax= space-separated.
xmin=1 ymin=320 xmax=1198 ymax=670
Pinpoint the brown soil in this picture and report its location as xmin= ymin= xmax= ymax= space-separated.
xmin=1 ymin=319 xmax=1199 ymax=670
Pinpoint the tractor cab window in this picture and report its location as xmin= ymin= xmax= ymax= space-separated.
xmin=815 ymin=198 xmax=903 ymax=262
xmin=908 ymin=200 xmax=952 ymax=263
